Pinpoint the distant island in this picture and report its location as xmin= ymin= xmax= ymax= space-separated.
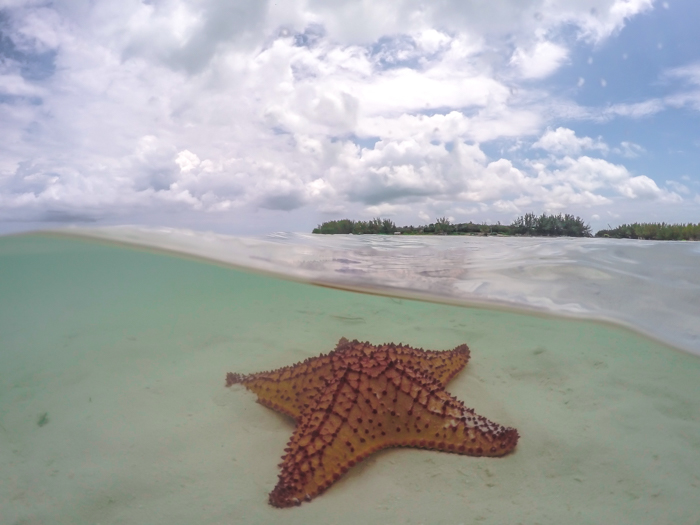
xmin=312 ymin=213 xmax=700 ymax=241
xmin=594 ymin=222 xmax=700 ymax=241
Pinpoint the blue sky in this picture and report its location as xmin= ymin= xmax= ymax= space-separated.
xmin=0 ymin=0 xmax=698 ymax=234
xmin=549 ymin=1 xmax=699 ymax=186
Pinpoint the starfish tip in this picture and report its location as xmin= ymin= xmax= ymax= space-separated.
xmin=225 ymin=372 xmax=243 ymax=387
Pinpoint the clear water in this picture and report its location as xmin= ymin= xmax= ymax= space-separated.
xmin=61 ymin=226 xmax=700 ymax=355
xmin=1 ymin=234 xmax=699 ymax=524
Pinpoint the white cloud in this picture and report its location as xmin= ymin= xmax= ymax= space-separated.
xmin=665 ymin=180 xmax=690 ymax=195
xmin=663 ymin=62 xmax=700 ymax=111
xmin=414 ymin=29 xmax=452 ymax=55
xmin=359 ymin=108 xmax=542 ymax=145
xmin=510 ymin=40 xmax=569 ymax=79
xmin=303 ymin=0 xmax=653 ymax=46
xmin=537 ymin=156 xmax=682 ymax=203
xmin=319 ymin=139 xmax=683 ymax=215
xmin=603 ymin=99 xmax=665 ymax=118
xmin=533 ymin=128 xmax=608 ymax=155
xmin=666 ymin=62 xmax=700 ymax=86
xmin=0 ymin=73 xmax=45 ymax=97
xmin=617 ymin=175 xmax=681 ymax=202
xmin=613 ymin=141 xmax=645 ymax=158
xmin=175 ymin=150 xmax=202 ymax=173
xmin=574 ymin=0 xmax=654 ymax=42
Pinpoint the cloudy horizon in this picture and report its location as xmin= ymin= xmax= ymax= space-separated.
xmin=1 ymin=0 xmax=698 ymax=235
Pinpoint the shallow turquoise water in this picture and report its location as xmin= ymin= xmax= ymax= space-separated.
xmin=1 ymin=234 xmax=699 ymax=525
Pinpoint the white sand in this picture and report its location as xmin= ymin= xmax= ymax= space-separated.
xmin=1 ymin=234 xmax=698 ymax=525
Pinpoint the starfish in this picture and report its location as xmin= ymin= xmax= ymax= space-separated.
xmin=226 ymin=338 xmax=518 ymax=507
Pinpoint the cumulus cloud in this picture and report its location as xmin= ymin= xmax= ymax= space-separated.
xmin=540 ymin=156 xmax=680 ymax=203
xmin=510 ymin=40 xmax=569 ymax=79
xmin=318 ymin=138 xmax=682 ymax=215
xmin=576 ymin=0 xmax=654 ymax=41
xmin=533 ymin=127 xmax=608 ymax=155
xmin=304 ymin=0 xmax=653 ymax=45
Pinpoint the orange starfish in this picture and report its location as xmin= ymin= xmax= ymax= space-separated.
xmin=226 ymin=338 xmax=519 ymax=507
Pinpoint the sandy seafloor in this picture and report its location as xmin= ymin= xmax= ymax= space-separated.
xmin=1 ymin=233 xmax=699 ymax=525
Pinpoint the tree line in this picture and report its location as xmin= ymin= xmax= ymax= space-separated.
xmin=313 ymin=214 xmax=700 ymax=240
xmin=313 ymin=213 xmax=592 ymax=237
xmin=595 ymin=222 xmax=700 ymax=241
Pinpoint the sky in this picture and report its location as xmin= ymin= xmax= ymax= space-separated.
xmin=0 ymin=0 xmax=699 ymax=235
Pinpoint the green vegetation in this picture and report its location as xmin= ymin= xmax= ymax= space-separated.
xmin=595 ymin=222 xmax=700 ymax=241
xmin=312 ymin=218 xmax=397 ymax=234
xmin=313 ymin=213 xmax=592 ymax=237
xmin=510 ymin=213 xmax=592 ymax=237
xmin=313 ymin=215 xmax=700 ymax=240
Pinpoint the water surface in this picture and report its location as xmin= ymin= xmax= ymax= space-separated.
xmin=60 ymin=226 xmax=700 ymax=355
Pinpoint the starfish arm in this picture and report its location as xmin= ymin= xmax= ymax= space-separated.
xmin=226 ymin=339 xmax=469 ymax=420
xmin=336 ymin=339 xmax=471 ymax=386
xmin=388 ymin=342 xmax=470 ymax=386
xmin=384 ymin=363 xmax=519 ymax=457
xmin=268 ymin=360 xmax=517 ymax=507
xmin=268 ymin=375 xmax=362 ymax=507
xmin=225 ymin=357 xmax=337 ymax=420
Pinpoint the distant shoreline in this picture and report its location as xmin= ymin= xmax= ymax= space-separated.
xmin=312 ymin=214 xmax=700 ymax=241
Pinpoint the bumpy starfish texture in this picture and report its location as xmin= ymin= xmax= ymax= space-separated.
xmin=226 ymin=338 xmax=518 ymax=508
